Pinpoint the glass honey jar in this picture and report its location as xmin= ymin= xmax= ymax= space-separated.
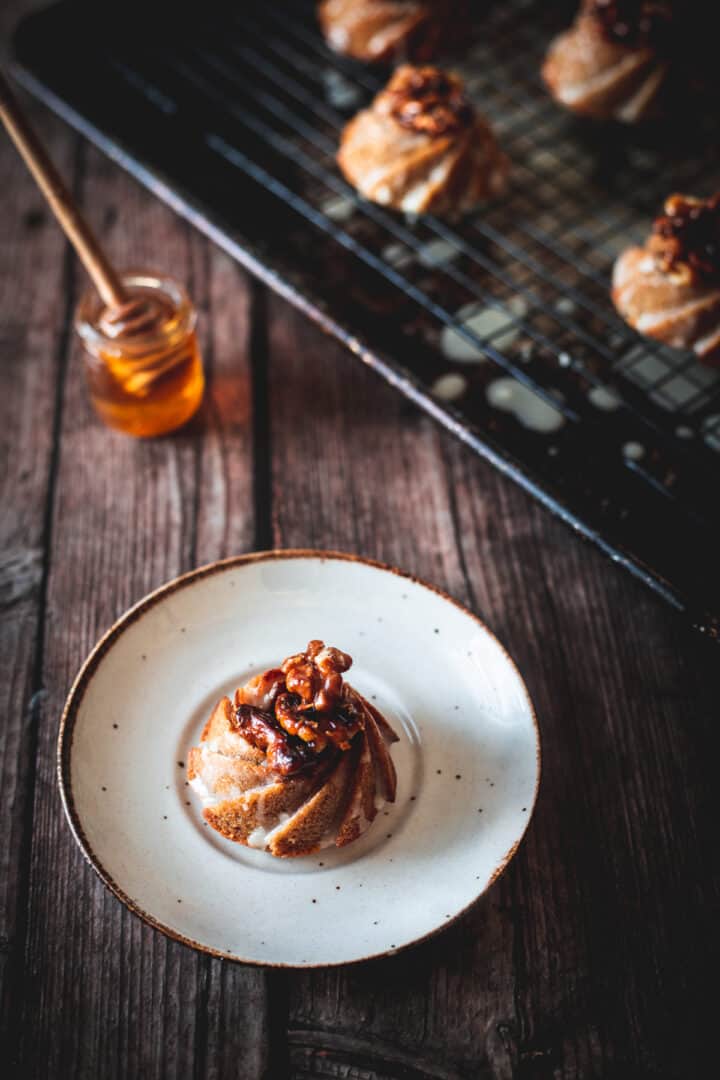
xmin=74 ymin=271 xmax=205 ymax=437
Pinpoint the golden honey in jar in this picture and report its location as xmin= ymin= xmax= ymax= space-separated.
xmin=74 ymin=271 xmax=204 ymax=437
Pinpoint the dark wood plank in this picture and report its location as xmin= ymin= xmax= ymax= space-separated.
xmin=444 ymin=444 xmax=720 ymax=1078
xmin=194 ymin=248 xmax=273 ymax=1080
xmin=0 ymin=93 xmax=75 ymax=1053
xmin=266 ymin=297 xmax=521 ymax=1079
xmin=265 ymin=294 xmax=720 ymax=1079
xmin=9 ymin=137 xmax=267 ymax=1079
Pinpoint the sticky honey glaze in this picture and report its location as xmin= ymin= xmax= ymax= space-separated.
xmin=75 ymin=274 xmax=204 ymax=437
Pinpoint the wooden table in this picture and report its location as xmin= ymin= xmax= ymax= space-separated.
xmin=2 ymin=6 xmax=719 ymax=1077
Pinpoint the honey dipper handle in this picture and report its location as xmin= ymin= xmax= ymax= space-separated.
xmin=0 ymin=70 xmax=127 ymax=309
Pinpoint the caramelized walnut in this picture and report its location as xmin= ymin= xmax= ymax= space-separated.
xmin=276 ymin=641 xmax=359 ymax=750
xmin=233 ymin=704 xmax=319 ymax=775
xmin=274 ymin=685 xmax=364 ymax=752
xmin=235 ymin=667 xmax=285 ymax=710
xmin=233 ymin=641 xmax=363 ymax=762
xmin=385 ymin=66 xmax=473 ymax=137
xmin=649 ymin=193 xmax=720 ymax=282
xmin=280 ymin=640 xmax=352 ymax=714
xmin=586 ymin=0 xmax=673 ymax=49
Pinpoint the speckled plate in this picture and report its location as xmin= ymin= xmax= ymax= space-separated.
xmin=58 ymin=551 xmax=540 ymax=967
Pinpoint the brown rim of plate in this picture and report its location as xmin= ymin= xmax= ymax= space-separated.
xmin=57 ymin=548 xmax=542 ymax=968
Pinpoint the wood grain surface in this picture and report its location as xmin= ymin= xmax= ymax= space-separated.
xmin=1 ymin=3 xmax=719 ymax=1077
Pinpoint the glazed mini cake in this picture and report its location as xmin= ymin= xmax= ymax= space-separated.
xmin=187 ymin=641 xmax=398 ymax=857
xmin=612 ymin=193 xmax=720 ymax=365
xmin=337 ymin=65 xmax=509 ymax=217
xmin=541 ymin=0 xmax=673 ymax=122
xmin=318 ymin=1 xmax=468 ymax=64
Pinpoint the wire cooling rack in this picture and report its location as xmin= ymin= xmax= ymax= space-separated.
xmin=12 ymin=0 xmax=720 ymax=636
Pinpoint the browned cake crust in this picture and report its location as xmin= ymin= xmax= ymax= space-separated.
xmin=612 ymin=193 xmax=720 ymax=365
xmin=318 ymin=0 xmax=468 ymax=64
xmin=187 ymin=643 xmax=400 ymax=857
xmin=268 ymin=752 xmax=355 ymax=857
xmin=541 ymin=2 xmax=672 ymax=122
xmin=361 ymin=697 xmax=398 ymax=801
xmin=198 ymin=697 xmax=264 ymax=760
xmin=203 ymin=774 xmax=319 ymax=844
xmin=337 ymin=65 xmax=508 ymax=217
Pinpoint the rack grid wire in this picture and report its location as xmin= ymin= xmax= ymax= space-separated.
xmin=12 ymin=0 xmax=720 ymax=635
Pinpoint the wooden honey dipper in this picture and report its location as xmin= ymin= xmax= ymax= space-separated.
xmin=0 ymin=70 xmax=165 ymax=339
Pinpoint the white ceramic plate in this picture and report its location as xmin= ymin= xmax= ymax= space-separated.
xmin=59 ymin=551 xmax=540 ymax=967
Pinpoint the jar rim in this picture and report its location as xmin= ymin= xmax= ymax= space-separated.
xmin=74 ymin=270 xmax=196 ymax=352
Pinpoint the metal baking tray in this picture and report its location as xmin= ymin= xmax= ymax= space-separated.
xmin=12 ymin=0 xmax=720 ymax=637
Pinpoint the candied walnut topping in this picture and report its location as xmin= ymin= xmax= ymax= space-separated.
xmin=281 ymin=639 xmax=351 ymax=714
xmin=385 ymin=66 xmax=473 ymax=136
xmin=586 ymin=0 xmax=673 ymax=50
xmin=233 ymin=704 xmax=317 ymax=776
xmin=649 ymin=193 xmax=720 ymax=282
xmin=277 ymin=640 xmax=361 ymax=750
xmin=233 ymin=642 xmax=364 ymax=770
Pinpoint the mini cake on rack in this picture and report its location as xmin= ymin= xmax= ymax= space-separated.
xmin=187 ymin=641 xmax=399 ymax=856
xmin=337 ymin=65 xmax=509 ymax=217
xmin=318 ymin=1 xmax=468 ymax=64
xmin=612 ymin=192 xmax=720 ymax=365
xmin=541 ymin=0 xmax=674 ymax=122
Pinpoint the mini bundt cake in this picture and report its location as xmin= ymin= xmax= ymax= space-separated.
xmin=541 ymin=0 xmax=674 ymax=122
xmin=188 ymin=640 xmax=399 ymax=857
xmin=318 ymin=1 xmax=468 ymax=64
xmin=337 ymin=65 xmax=509 ymax=216
xmin=612 ymin=193 xmax=720 ymax=365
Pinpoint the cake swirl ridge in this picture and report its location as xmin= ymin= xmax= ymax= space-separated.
xmin=187 ymin=641 xmax=399 ymax=857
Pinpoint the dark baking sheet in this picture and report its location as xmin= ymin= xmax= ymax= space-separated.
xmin=11 ymin=0 xmax=720 ymax=637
